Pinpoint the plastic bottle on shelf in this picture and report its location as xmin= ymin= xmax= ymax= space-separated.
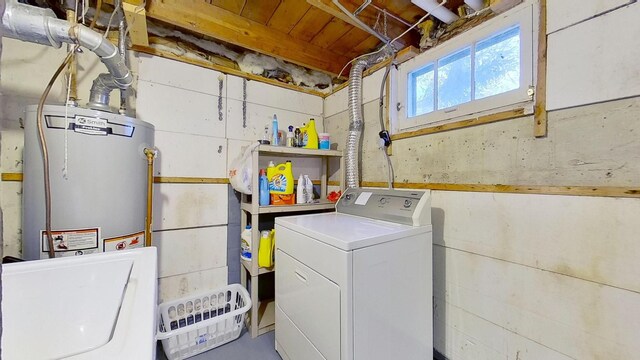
xmin=296 ymin=174 xmax=305 ymax=204
xmin=266 ymin=160 xmax=275 ymax=190
xmin=258 ymin=230 xmax=274 ymax=268
xmin=304 ymin=175 xmax=313 ymax=203
xmin=286 ymin=126 xmax=294 ymax=147
xmin=241 ymin=225 xmax=252 ymax=261
xmin=294 ymin=127 xmax=302 ymax=147
xmin=302 ymin=119 xmax=319 ymax=149
xmin=271 ymin=114 xmax=279 ymax=146
xmin=259 ymin=169 xmax=269 ymax=206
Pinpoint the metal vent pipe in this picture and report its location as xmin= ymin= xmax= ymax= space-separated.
xmin=345 ymin=49 xmax=391 ymax=188
xmin=1 ymin=0 xmax=133 ymax=110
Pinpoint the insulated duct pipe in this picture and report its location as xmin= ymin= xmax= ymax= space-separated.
xmin=345 ymin=49 xmax=391 ymax=188
xmin=1 ymin=0 xmax=133 ymax=110
xmin=117 ymin=0 xmax=128 ymax=113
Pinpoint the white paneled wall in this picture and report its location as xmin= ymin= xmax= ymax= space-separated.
xmin=226 ymin=75 xmax=324 ymax=180
xmin=547 ymin=1 xmax=640 ymax=110
xmin=546 ymin=0 xmax=630 ymax=33
xmin=136 ymin=56 xmax=325 ymax=301
xmin=137 ymin=55 xmax=230 ymax=301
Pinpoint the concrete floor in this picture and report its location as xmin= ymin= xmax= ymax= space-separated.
xmin=157 ymin=329 xmax=281 ymax=360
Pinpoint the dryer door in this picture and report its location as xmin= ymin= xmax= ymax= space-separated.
xmin=276 ymin=249 xmax=341 ymax=360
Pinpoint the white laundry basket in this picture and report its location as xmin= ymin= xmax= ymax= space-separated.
xmin=157 ymin=284 xmax=252 ymax=360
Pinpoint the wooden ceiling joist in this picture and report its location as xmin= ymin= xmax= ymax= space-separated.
xmin=145 ymin=0 xmax=351 ymax=75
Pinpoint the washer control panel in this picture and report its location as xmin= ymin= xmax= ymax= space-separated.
xmin=336 ymin=188 xmax=431 ymax=226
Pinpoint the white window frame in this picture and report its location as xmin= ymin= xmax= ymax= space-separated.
xmin=394 ymin=1 xmax=536 ymax=133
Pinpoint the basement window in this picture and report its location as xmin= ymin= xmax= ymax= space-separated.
xmin=396 ymin=1 xmax=535 ymax=132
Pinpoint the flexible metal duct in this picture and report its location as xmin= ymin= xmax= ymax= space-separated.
xmin=1 ymin=0 xmax=133 ymax=110
xmin=345 ymin=49 xmax=390 ymax=188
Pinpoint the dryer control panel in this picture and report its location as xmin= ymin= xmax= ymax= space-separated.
xmin=336 ymin=188 xmax=431 ymax=226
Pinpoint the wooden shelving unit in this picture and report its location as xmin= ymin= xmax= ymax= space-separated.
xmin=240 ymin=144 xmax=343 ymax=338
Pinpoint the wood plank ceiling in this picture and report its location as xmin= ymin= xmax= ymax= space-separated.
xmin=144 ymin=0 xmax=465 ymax=76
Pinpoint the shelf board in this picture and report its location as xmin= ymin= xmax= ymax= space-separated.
xmin=241 ymin=201 xmax=336 ymax=214
xmin=241 ymin=258 xmax=274 ymax=277
xmin=257 ymin=299 xmax=275 ymax=333
xmin=257 ymin=144 xmax=342 ymax=157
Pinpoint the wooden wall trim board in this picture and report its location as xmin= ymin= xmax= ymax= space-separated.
xmin=153 ymin=177 xmax=229 ymax=184
xmin=4 ymin=173 xmax=638 ymax=198
xmin=362 ymin=182 xmax=640 ymax=198
xmin=1 ymin=173 xmax=22 ymax=182
xmin=533 ymin=0 xmax=548 ymax=137
xmin=133 ymin=45 xmax=327 ymax=98
xmin=390 ymin=108 xmax=527 ymax=141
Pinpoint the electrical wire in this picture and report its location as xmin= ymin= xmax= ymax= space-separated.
xmin=382 ymin=147 xmax=394 ymax=189
xmin=104 ymin=3 xmax=119 ymax=37
xmin=38 ymin=46 xmax=79 ymax=258
xmin=90 ymin=0 xmax=102 ymax=30
xmin=378 ymin=54 xmax=395 ymax=189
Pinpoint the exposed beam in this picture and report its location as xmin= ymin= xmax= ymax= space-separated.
xmin=145 ymin=0 xmax=350 ymax=75
xmin=122 ymin=1 xmax=149 ymax=46
xmin=306 ymin=0 xmax=409 ymax=48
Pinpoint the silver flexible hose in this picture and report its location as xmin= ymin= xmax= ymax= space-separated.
xmin=345 ymin=50 xmax=390 ymax=188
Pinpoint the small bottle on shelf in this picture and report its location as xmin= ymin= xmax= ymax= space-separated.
xmin=296 ymin=174 xmax=305 ymax=204
xmin=304 ymin=175 xmax=313 ymax=203
xmin=259 ymin=169 xmax=270 ymax=206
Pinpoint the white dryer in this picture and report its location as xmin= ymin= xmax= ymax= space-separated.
xmin=275 ymin=188 xmax=433 ymax=360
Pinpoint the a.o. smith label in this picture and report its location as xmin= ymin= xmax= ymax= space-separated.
xmin=74 ymin=116 xmax=108 ymax=136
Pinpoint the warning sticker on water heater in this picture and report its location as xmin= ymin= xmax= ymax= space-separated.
xmin=74 ymin=116 xmax=108 ymax=136
xmin=41 ymin=228 xmax=100 ymax=256
xmin=103 ymin=231 xmax=144 ymax=252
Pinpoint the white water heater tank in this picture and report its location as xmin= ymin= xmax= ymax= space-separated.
xmin=22 ymin=105 xmax=155 ymax=260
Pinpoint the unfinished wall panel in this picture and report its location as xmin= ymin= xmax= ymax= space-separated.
xmin=547 ymin=2 xmax=640 ymax=110
xmin=152 ymin=183 xmax=228 ymax=231
xmin=138 ymin=55 xmax=226 ymax=96
xmin=226 ymin=99 xmax=323 ymax=141
xmin=227 ymin=75 xmax=322 ymax=116
xmin=155 ymin=226 xmax=227 ymax=278
xmin=136 ymin=80 xmax=226 ymax=136
xmin=546 ymin=0 xmax=630 ymax=34
xmin=154 ymin=131 xmax=228 ymax=178
xmin=158 ymin=267 xmax=228 ymax=303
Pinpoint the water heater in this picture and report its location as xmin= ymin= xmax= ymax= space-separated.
xmin=22 ymin=105 xmax=154 ymax=260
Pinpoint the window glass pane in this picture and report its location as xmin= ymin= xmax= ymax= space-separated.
xmin=409 ymin=64 xmax=435 ymax=117
xmin=437 ymin=47 xmax=471 ymax=109
xmin=475 ymin=25 xmax=520 ymax=100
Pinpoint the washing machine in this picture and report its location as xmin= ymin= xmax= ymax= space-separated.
xmin=274 ymin=188 xmax=433 ymax=360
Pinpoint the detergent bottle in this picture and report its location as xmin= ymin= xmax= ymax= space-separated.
xmin=258 ymin=229 xmax=275 ymax=268
xmin=301 ymin=119 xmax=319 ymax=149
xmin=267 ymin=161 xmax=294 ymax=194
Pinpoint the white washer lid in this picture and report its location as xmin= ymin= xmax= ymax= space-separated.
xmin=275 ymin=212 xmax=431 ymax=251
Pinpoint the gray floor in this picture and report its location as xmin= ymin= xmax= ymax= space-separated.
xmin=157 ymin=329 xmax=282 ymax=360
